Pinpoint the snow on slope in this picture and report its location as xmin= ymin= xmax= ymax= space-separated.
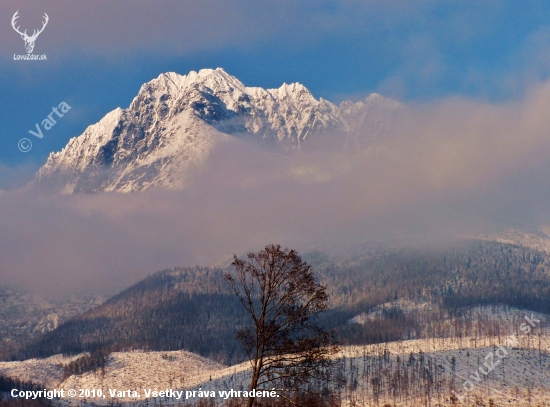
xmin=0 ymin=353 xmax=85 ymax=388
xmin=59 ymin=350 xmax=225 ymax=395
xmin=349 ymin=302 xmax=548 ymax=328
xmin=35 ymin=105 xmax=228 ymax=193
xmin=33 ymin=68 xmax=401 ymax=193
xmin=2 ymin=303 xmax=548 ymax=406
xmin=3 ymin=335 xmax=550 ymax=407
xmin=0 ymin=350 xmax=225 ymax=396
xmin=474 ymin=229 xmax=550 ymax=254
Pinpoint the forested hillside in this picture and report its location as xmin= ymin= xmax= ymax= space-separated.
xmin=0 ymin=288 xmax=104 ymax=361
xmin=15 ymin=267 xmax=247 ymax=364
xmin=11 ymin=240 xmax=550 ymax=364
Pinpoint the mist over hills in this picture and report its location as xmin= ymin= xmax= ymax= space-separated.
xmin=11 ymin=239 xmax=550 ymax=365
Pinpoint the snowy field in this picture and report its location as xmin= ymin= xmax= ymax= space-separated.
xmin=2 ymin=307 xmax=549 ymax=406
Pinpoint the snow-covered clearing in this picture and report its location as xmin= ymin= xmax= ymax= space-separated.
xmin=2 ymin=333 xmax=550 ymax=406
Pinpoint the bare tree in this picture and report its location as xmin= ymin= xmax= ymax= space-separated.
xmin=225 ymin=244 xmax=339 ymax=407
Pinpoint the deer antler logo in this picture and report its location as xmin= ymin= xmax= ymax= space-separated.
xmin=11 ymin=11 xmax=49 ymax=54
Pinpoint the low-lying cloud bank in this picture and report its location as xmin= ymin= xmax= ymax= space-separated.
xmin=3 ymin=81 xmax=550 ymax=297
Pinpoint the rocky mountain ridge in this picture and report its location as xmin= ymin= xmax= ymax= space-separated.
xmin=33 ymin=68 xmax=402 ymax=193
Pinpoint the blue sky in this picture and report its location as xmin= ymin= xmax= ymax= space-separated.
xmin=2 ymin=0 xmax=550 ymax=182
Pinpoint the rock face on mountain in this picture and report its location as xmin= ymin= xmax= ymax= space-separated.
xmin=34 ymin=68 xmax=401 ymax=193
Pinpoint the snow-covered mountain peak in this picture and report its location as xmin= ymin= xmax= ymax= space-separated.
xmin=148 ymin=68 xmax=243 ymax=91
xmin=363 ymin=92 xmax=402 ymax=110
xmin=33 ymin=68 xmax=403 ymax=193
xmin=267 ymin=82 xmax=324 ymax=111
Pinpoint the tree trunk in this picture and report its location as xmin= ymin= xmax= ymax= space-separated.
xmin=247 ymin=366 xmax=260 ymax=407
xmin=246 ymin=360 xmax=261 ymax=407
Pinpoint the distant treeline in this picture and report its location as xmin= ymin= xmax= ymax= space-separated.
xmin=309 ymin=240 xmax=550 ymax=312
xmin=308 ymin=240 xmax=550 ymax=345
xmin=61 ymin=349 xmax=110 ymax=379
xmin=9 ymin=240 xmax=550 ymax=365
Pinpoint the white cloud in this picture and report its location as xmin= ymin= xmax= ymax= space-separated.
xmin=3 ymin=79 xmax=550 ymax=297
